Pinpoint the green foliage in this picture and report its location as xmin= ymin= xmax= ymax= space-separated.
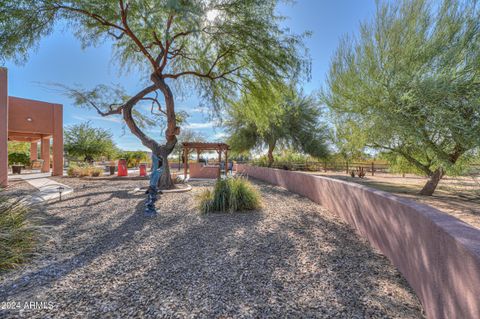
xmin=253 ymin=150 xmax=317 ymax=166
xmin=0 ymin=0 xmax=308 ymax=135
xmin=8 ymin=142 xmax=30 ymax=154
xmin=0 ymin=194 xmax=36 ymax=270
xmin=0 ymin=0 xmax=309 ymax=191
xmin=197 ymin=177 xmax=261 ymax=214
xmin=65 ymin=122 xmax=117 ymax=162
xmin=8 ymin=152 xmax=30 ymax=166
xmin=117 ymin=150 xmax=149 ymax=168
xmin=323 ymin=0 xmax=480 ymax=193
xmin=8 ymin=142 xmax=31 ymax=166
xmin=226 ymin=81 xmax=329 ymax=165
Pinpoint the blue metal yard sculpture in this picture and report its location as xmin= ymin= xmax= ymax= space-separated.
xmin=144 ymin=154 xmax=164 ymax=217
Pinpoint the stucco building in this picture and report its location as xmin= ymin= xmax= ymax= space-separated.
xmin=0 ymin=68 xmax=63 ymax=187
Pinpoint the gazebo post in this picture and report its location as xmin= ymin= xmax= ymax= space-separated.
xmin=217 ymin=149 xmax=222 ymax=178
xmin=225 ymin=149 xmax=228 ymax=176
xmin=183 ymin=147 xmax=189 ymax=180
xmin=182 ymin=142 xmax=230 ymax=179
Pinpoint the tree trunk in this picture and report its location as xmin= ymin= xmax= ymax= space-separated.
xmin=115 ymin=74 xmax=180 ymax=190
xmin=152 ymin=75 xmax=177 ymax=190
xmin=158 ymin=155 xmax=174 ymax=190
xmin=419 ymin=167 xmax=444 ymax=196
xmin=267 ymin=142 xmax=275 ymax=167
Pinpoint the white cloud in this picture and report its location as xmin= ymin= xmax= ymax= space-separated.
xmin=71 ymin=114 xmax=122 ymax=123
xmin=192 ymin=106 xmax=209 ymax=113
xmin=185 ymin=121 xmax=215 ymax=129
xmin=213 ymin=132 xmax=227 ymax=139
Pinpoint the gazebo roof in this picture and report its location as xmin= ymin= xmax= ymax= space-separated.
xmin=182 ymin=142 xmax=230 ymax=151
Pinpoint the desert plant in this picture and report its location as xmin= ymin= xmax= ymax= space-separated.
xmin=89 ymin=167 xmax=103 ymax=177
xmin=117 ymin=151 xmax=150 ymax=168
xmin=0 ymin=194 xmax=36 ymax=270
xmin=64 ymin=122 xmax=117 ymax=162
xmin=8 ymin=152 xmax=30 ymax=166
xmin=198 ymin=177 xmax=261 ymax=214
xmin=324 ymin=0 xmax=480 ymax=195
xmin=67 ymin=165 xmax=104 ymax=177
xmin=66 ymin=166 xmax=80 ymax=177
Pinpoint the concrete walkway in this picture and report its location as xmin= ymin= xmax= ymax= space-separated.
xmin=9 ymin=172 xmax=73 ymax=203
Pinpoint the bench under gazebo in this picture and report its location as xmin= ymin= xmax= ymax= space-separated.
xmin=182 ymin=142 xmax=230 ymax=179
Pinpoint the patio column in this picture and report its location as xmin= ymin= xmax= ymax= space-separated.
xmin=0 ymin=68 xmax=7 ymax=187
xmin=52 ymin=104 xmax=63 ymax=176
xmin=41 ymin=137 xmax=50 ymax=173
xmin=30 ymin=142 xmax=38 ymax=161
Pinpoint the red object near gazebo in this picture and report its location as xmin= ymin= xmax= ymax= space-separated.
xmin=117 ymin=159 xmax=128 ymax=176
xmin=139 ymin=163 xmax=147 ymax=176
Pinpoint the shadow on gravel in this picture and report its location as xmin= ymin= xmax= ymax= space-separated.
xmin=0 ymin=179 xmax=422 ymax=318
xmin=0 ymin=191 xmax=149 ymax=302
xmin=94 ymin=182 xmax=422 ymax=318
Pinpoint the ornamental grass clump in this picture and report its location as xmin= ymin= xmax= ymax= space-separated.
xmin=198 ymin=177 xmax=261 ymax=214
xmin=0 ymin=194 xmax=37 ymax=270
xmin=67 ymin=165 xmax=104 ymax=177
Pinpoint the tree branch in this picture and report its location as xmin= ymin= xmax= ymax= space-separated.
xmin=368 ymin=143 xmax=434 ymax=176
xmin=163 ymin=65 xmax=242 ymax=80
xmin=118 ymin=0 xmax=158 ymax=68
xmin=122 ymin=84 xmax=160 ymax=151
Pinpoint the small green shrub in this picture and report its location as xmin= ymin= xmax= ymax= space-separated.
xmin=8 ymin=152 xmax=30 ymax=166
xmin=0 ymin=195 xmax=36 ymax=270
xmin=198 ymin=177 xmax=261 ymax=214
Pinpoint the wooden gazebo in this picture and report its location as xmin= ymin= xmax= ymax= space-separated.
xmin=182 ymin=142 xmax=230 ymax=179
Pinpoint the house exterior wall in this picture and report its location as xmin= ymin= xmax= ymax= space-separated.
xmin=0 ymin=68 xmax=8 ymax=187
xmin=8 ymin=97 xmax=54 ymax=135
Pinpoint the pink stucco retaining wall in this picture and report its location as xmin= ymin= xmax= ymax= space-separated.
xmin=237 ymin=164 xmax=480 ymax=319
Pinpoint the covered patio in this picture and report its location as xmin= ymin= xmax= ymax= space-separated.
xmin=182 ymin=142 xmax=230 ymax=179
xmin=0 ymin=68 xmax=63 ymax=187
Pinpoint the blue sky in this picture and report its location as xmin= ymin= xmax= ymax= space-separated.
xmin=4 ymin=1 xmax=376 ymax=151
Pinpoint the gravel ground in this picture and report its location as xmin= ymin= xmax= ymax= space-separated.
xmin=2 ymin=180 xmax=38 ymax=197
xmin=0 ymin=176 xmax=423 ymax=318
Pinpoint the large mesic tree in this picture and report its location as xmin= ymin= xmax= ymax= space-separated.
xmin=226 ymin=82 xmax=328 ymax=166
xmin=323 ymin=0 xmax=480 ymax=196
xmin=0 ymin=0 xmax=307 ymax=188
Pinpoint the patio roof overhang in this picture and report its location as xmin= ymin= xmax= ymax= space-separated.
xmin=182 ymin=142 xmax=230 ymax=152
